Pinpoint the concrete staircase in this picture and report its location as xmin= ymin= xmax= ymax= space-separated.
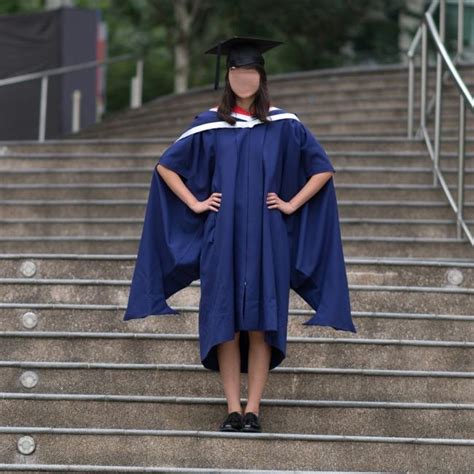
xmin=0 ymin=62 xmax=473 ymax=472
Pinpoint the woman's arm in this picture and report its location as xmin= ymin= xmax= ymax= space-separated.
xmin=289 ymin=171 xmax=334 ymax=212
xmin=267 ymin=171 xmax=334 ymax=215
xmin=157 ymin=163 xmax=199 ymax=209
xmin=156 ymin=163 xmax=221 ymax=214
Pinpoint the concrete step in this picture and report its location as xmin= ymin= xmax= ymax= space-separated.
xmin=73 ymin=77 xmax=474 ymax=138
xmin=0 ymin=465 xmax=327 ymax=474
xmin=0 ymin=169 xmax=159 ymax=184
xmin=80 ymin=93 xmax=470 ymax=140
xmin=71 ymin=99 xmax=425 ymax=137
xmin=2 ymin=396 xmax=472 ymax=438
xmin=75 ymin=123 xmax=474 ymax=139
xmin=51 ymin=135 xmax=474 ymax=154
xmin=1 ymin=360 xmax=472 ymax=403
xmin=6 ymin=151 xmax=474 ymax=173
xmin=0 ymin=198 xmax=471 ymax=220
xmin=2 ymin=275 xmax=474 ymax=318
xmin=321 ymin=137 xmax=474 ymax=154
xmin=0 ymin=235 xmax=472 ymax=256
xmin=0 ymin=217 xmax=471 ymax=239
xmin=1 ymin=136 xmax=466 ymax=154
xmin=0 ymin=140 xmax=172 ymax=155
xmin=118 ymin=79 xmax=460 ymax=109
xmin=67 ymin=100 xmax=416 ymax=139
xmin=0 ymin=329 xmax=472 ymax=371
xmin=0 ymin=153 xmax=468 ymax=177
xmin=340 ymin=220 xmax=463 ymax=238
xmin=71 ymin=120 xmax=407 ymax=138
xmin=73 ymin=100 xmax=424 ymax=139
xmin=1 ymin=164 xmax=473 ymax=186
xmin=0 ymin=184 xmax=150 ymax=200
xmin=0 ymin=153 xmax=160 ymax=170
xmin=2 ymin=182 xmax=473 ymax=202
xmin=74 ymin=98 xmax=473 ymax=139
xmin=84 ymin=92 xmax=427 ymax=123
xmin=87 ymin=68 xmax=419 ymax=120
xmin=83 ymin=63 xmax=473 ymax=130
xmin=341 ymin=239 xmax=473 ymax=259
xmin=133 ymin=62 xmax=470 ymax=100
xmin=85 ymin=100 xmax=421 ymax=132
xmin=0 ymin=425 xmax=471 ymax=471
xmin=282 ymin=99 xmax=455 ymax=116
xmin=1 ymin=303 xmax=473 ymax=342
xmin=334 ymin=183 xmax=474 ymax=202
xmin=337 ymin=202 xmax=473 ymax=220
xmin=0 ymin=177 xmax=473 ymax=205
xmin=0 ymin=254 xmax=473 ymax=284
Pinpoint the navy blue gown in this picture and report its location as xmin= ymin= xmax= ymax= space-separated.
xmin=123 ymin=106 xmax=357 ymax=373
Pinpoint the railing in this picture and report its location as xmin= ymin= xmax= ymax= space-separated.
xmin=407 ymin=0 xmax=474 ymax=246
xmin=0 ymin=54 xmax=143 ymax=142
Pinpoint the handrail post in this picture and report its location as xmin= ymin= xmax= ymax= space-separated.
xmin=456 ymin=0 xmax=465 ymax=240
xmin=130 ymin=77 xmax=137 ymax=108
xmin=457 ymin=96 xmax=466 ymax=239
xmin=38 ymin=75 xmax=48 ymax=142
xmin=130 ymin=59 xmax=143 ymax=109
xmin=136 ymin=59 xmax=143 ymax=107
xmin=433 ymin=0 xmax=446 ymax=187
xmin=420 ymin=22 xmax=427 ymax=134
xmin=407 ymin=56 xmax=414 ymax=138
xmin=72 ymin=89 xmax=81 ymax=133
xmin=457 ymin=0 xmax=464 ymax=57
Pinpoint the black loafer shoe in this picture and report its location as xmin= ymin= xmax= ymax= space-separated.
xmin=242 ymin=411 xmax=262 ymax=432
xmin=219 ymin=411 xmax=244 ymax=431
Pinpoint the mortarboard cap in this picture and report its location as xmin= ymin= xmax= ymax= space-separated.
xmin=204 ymin=36 xmax=284 ymax=90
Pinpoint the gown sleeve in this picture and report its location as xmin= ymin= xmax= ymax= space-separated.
xmin=123 ymin=115 xmax=215 ymax=320
xmin=287 ymin=120 xmax=357 ymax=333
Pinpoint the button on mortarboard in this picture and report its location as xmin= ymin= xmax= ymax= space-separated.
xmin=204 ymin=36 xmax=284 ymax=90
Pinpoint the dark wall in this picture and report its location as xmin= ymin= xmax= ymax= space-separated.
xmin=61 ymin=7 xmax=98 ymax=136
xmin=0 ymin=7 xmax=97 ymax=140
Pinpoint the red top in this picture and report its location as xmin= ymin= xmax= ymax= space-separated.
xmin=232 ymin=104 xmax=254 ymax=116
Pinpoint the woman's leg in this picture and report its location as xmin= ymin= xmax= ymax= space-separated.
xmin=217 ymin=331 xmax=242 ymax=414
xmin=245 ymin=330 xmax=272 ymax=416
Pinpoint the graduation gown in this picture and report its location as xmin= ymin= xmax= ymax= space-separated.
xmin=123 ymin=105 xmax=357 ymax=373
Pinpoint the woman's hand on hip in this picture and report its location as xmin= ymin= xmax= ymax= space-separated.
xmin=190 ymin=192 xmax=222 ymax=214
xmin=267 ymin=192 xmax=296 ymax=215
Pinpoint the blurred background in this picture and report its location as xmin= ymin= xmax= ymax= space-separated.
xmin=0 ymin=0 xmax=473 ymax=140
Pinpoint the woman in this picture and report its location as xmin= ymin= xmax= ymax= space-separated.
xmin=123 ymin=36 xmax=357 ymax=434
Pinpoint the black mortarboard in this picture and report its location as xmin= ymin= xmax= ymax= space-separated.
xmin=204 ymin=36 xmax=284 ymax=90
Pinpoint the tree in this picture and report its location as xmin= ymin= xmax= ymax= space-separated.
xmin=173 ymin=0 xmax=205 ymax=93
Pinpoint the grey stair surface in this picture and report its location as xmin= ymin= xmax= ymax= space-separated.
xmin=0 ymin=62 xmax=473 ymax=472
xmin=68 ymin=62 xmax=474 ymax=139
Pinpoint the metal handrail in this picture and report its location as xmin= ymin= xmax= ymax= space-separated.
xmin=406 ymin=0 xmax=474 ymax=246
xmin=407 ymin=0 xmax=464 ymax=134
xmin=0 ymin=54 xmax=144 ymax=141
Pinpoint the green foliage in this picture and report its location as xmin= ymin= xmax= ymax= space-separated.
xmin=0 ymin=0 xmax=43 ymax=15
xmin=0 ymin=0 xmax=406 ymax=113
